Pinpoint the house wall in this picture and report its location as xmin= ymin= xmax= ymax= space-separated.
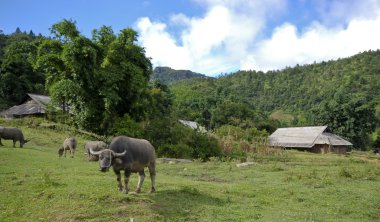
xmin=312 ymin=144 xmax=349 ymax=154
xmin=272 ymin=145 xmax=350 ymax=154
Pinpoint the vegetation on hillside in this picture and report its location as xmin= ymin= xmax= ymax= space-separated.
xmin=171 ymin=51 xmax=380 ymax=149
xmin=0 ymin=22 xmax=379 ymax=155
xmin=152 ymin=66 xmax=211 ymax=85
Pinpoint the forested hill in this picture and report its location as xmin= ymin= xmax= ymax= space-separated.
xmin=152 ymin=66 xmax=211 ymax=84
xmin=171 ymin=50 xmax=379 ymax=132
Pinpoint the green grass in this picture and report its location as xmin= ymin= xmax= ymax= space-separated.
xmin=1 ymin=119 xmax=380 ymax=221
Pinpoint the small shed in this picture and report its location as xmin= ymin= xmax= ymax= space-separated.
xmin=0 ymin=93 xmax=51 ymax=118
xmin=178 ymin=119 xmax=207 ymax=133
xmin=269 ymin=126 xmax=352 ymax=154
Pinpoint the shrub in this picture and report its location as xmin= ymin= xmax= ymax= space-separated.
xmin=110 ymin=114 xmax=143 ymax=138
xmin=188 ymin=131 xmax=221 ymax=160
xmin=157 ymin=143 xmax=193 ymax=159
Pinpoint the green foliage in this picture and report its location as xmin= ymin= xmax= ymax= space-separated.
xmin=171 ymin=51 xmax=380 ymax=148
xmin=143 ymin=117 xmax=221 ymax=160
xmin=187 ymin=131 xmax=221 ymax=160
xmin=33 ymin=20 xmax=153 ymax=133
xmin=211 ymin=100 xmax=265 ymax=129
xmin=157 ymin=143 xmax=193 ymax=159
xmin=145 ymin=80 xmax=173 ymax=118
xmin=0 ymin=38 xmax=45 ymax=109
xmin=215 ymin=125 xmax=268 ymax=142
xmin=311 ymin=91 xmax=377 ymax=149
xmin=152 ymin=66 xmax=210 ymax=85
xmin=110 ymin=114 xmax=144 ymax=138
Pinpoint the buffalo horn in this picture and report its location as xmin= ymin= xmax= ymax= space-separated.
xmin=89 ymin=147 xmax=103 ymax=156
xmin=112 ymin=150 xmax=127 ymax=157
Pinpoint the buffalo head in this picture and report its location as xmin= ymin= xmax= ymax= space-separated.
xmin=89 ymin=148 xmax=126 ymax=172
xmin=58 ymin=146 xmax=64 ymax=157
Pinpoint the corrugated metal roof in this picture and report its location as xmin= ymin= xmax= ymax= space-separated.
xmin=27 ymin=93 xmax=51 ymax=106
xmin=0 ymin=93 xmax=50 ymax=117
xmin=315 ymin=132 xmax=353 ymax=146
xmin=178 ymin=119 xmax=207 ymax=133
xmin=269 ymin=126 xmax=352 ymax=148
xmin=269 ymin=126 xmax=327 ymax=148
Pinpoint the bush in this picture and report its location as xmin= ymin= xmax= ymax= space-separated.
xmin=157 ymin=143 xmax=193 ymax=159
xmin=110 ymin=114 xmax=143 ymax=138
xmin=188 ymin=131 xmax=221 ymax=160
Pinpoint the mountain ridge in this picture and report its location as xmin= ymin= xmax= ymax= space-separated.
xmin=152 ymin=66 xmax=212 ymax=84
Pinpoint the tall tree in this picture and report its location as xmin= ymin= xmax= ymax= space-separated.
xmin=0 ymin=40 xmax=45 ymax=109
xmin=311 ymin=91 xmax=377 ymax=149
xmin=35 ymin=20 xmax=152 ymax=133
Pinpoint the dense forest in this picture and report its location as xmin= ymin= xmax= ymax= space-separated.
xmin=0 ymin=21 xmax=379 ymax=158
xmin=170 ymin=51 xmax=380 ymax=149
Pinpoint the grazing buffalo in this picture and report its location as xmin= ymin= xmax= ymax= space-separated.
xmin=58 ymin=137 xmax=77 ymax=158
xmin=84 ymin=141 xmax=108 ymax=161
xmin=90 ymin=136 xmax=156 ymax=194
xmin=0 ymin=127 xmax=29 ymax=148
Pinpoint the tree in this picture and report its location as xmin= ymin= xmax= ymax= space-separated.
xmin=0 ymin=40 xmax=45 ymax=109
xmin=145 ymin=80 xmax=173 ymax=118
xmin=100 ymin=28 xmax=152 ymax=122
xmin=210 ymin=100 xmax=265 ymax=129
xmin=92 ymin=25 xmax=116 ymax=53
xmin=35 ymin=20 xmax=152 ymax=133
xmin=311 ymin=92 xmax=377 ymax=149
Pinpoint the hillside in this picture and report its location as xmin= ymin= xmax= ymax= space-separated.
xmin=171 ymin=50 xmax=380 ymax=126
xmin=0 ymin=118 xmax=379 ymax=221
xmin=152 ymin=66 xmax=211 ymax=84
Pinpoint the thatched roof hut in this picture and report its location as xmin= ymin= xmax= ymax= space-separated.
xmin=0 ymin=93 xmax=51 ymax=118
xmin=269 ymin=126 xmax=352 ymax=154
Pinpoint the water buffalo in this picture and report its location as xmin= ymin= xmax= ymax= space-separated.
xmin=90 ymin=136 xmax=156 ymax=194
xmin=84 ymin=141 xmax=108 ymax=161
xmin=58 ymin=137 xmax=77 ymax=158
xmin=0 ymin=127 xmax=29 ymax=148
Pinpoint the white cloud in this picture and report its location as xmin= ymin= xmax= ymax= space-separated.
xmin=245 ymin=13 xmax=380 ymax=71
xmin=136 ymin=0 xmax=380 ymax=75
xmin=137 ymin=18 xmax=192 ymax=69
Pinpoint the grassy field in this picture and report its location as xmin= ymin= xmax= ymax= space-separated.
xmin=1 ymin=118 xmax=380 ymax=221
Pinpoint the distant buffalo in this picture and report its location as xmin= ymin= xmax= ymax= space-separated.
xmin=84 ymin=141 xmax=108 ymax=161
xmin=90 ymin=136 xmax=156 ymax=194
xmin=58 ymin=137 xmax=77 ymax=158
xmin=0 ymin=127 xmax=29 ymax=148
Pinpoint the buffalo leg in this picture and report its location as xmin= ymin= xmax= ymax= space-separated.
xmin=135 ymin=170 xmax=145 ymax=193
xmin=0 ymin=138 xmax=3 ymax=146
xmin=114 ymin=170 xmax=124 ymax=192
xmin=149 ymin=162 xmax=156 ymax=192
xmin=13 ymin=140 xmax=16 ymax=148
xmin=70 ymin=147 xmax=75 ymax=158
xmin=124 ymin=169 xmax=131 ymax=194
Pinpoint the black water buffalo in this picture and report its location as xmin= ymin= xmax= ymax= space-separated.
xmin=84 ymin=141 xmax=108 ymax=161
xmin=0 ymin=127 xmax=29 ymax=148
xmin=58 ymin=137 xmax=77 ymax=158
xmin=90 ymin=136 xmax=156 ymax=194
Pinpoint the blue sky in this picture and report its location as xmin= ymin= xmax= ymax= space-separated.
xmin=2 ymin=0 xmax=380 ymax=76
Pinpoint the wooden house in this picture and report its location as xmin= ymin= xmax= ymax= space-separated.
xmin=269 ymin=126 xmax=352 ymax=154
xmin=0 ymin=93 xmax=51 ymax=118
